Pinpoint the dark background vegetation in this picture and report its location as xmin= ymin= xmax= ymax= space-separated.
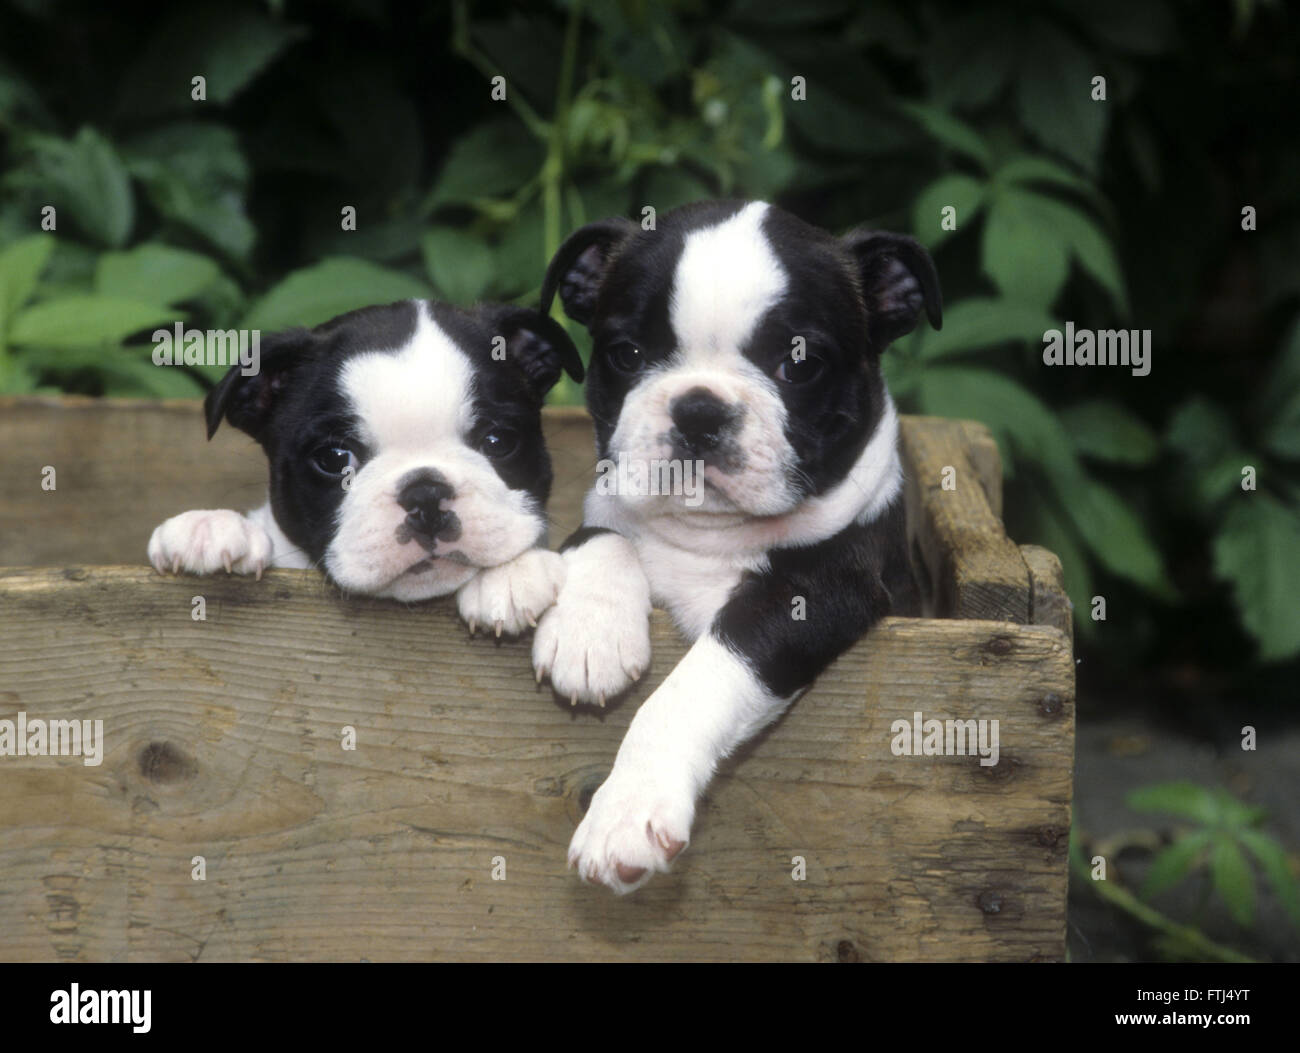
xmin=1 ymin=0 xmax=1296 ymax=960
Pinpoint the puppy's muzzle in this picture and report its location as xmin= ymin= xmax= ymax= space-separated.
xmin=396 ymin=469 xmax=461 ymax=547
xmin=669 ymin=387 xmax=737 ymax=457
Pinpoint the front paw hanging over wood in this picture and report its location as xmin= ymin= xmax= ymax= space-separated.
xmin=148 ymin=509 xmax=273 ymax=578
xmin=456 ymin=547 xmax=565 ymax=638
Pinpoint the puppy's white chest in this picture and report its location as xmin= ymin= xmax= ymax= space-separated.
xmin=634 ymin=533 xmax=765 ymax=640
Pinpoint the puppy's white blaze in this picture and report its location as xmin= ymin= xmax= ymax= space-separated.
xmin=340 ymin=300 xmax=475 ymax=450
xmin=669 ymin=201 xmax=787 ymax=362
xmin=328 ymin=300 xmax=543 ymax=598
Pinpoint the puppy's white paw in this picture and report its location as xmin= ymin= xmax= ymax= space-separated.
xmin=568 ymin=763 xmax=694 ymax=894
xmin=456 ymin=548 xmax=565 ymax=638
xmin=533 ymin=587 xmax=651 ymax=706
xmin=148 ymin=509 xmax=274 ymax=578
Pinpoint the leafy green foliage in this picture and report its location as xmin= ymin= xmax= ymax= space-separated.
xmin=241 ymin=258 xmax=430 ymax=332
xmin=1128 ymin=782 xmax=1299 ymax=933
xmin=1212 ymin=498 xmax=1300 ymax=661
xmin=0 ymin=0 xmax=1296 ymax=666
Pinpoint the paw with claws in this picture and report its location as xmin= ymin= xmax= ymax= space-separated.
xmin=148 ymin=509 xmax=273 ymax=579
xmin=568 ymin=762 xmax=693 ymax=893
xmin=456 ymin=547 xmax=565 ymax=638
xmin=532 ymin=586 xmax=651 ymax=707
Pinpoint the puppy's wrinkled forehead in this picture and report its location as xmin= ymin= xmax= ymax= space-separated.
xmin=668 ymin=201 xmax=788 ymax=361
xmin=339 ymin=301 xmax=474 ymax=450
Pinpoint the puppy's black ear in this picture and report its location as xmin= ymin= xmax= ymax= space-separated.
xmin=541 ymin=217 xmax=637 ymax=325
xmin=204 ymin=329 xmax=313 ymax=441
xmin=491 ymin=306 xmax=585 ymax=394
xmin=842 ymin=230 xmax=943 ymax=349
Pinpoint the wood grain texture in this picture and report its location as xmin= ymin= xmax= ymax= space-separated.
xmin=958 ymin=420 xmax=1003 ymax=520
xmin=0 ymin=399 xmax=1073 ymax=961
xmin=0 ymin=397 xmax=599 ymax=566
xmin=1021 ymin=544 xmax=1073 ymax=642
xmin=0 ymin=566 xmax=1072 ymax=962
xmin=900 ymin=417 xmax=1032 ymax=624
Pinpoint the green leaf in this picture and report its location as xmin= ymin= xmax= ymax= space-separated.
xmin=241 ymin=257 xmax=430 ymax=332
xmin=916 ymin=366 xmax=1081 ymax=485
xmin=1212 ymin=495 xmax=1300 ymax=661
xmin=1211 ymin=788 xmax=1267 ymax=829
xmin=1059 ymin=400 xmax=1159 ymax=465
xmin=0 ymin=357 xmax=40 ymax=395
xmin=1127 ymin=781 xmax=1219 ymax=824
xmin=124 ymin=123 xmax=254 ymax=261
xmin=1059 ymin=476 xmax=1174 ymax=596
xmin=995 ymin=153 xmax=1101 ymax=201
xmin=982 ymin=188 xmax=1070 ymax=308
xmin=1140 ymin=830 xmax=1212 ymax=900
xmin=422 ymin=120 xmax=544 ymax=213
xmin=0 ymin=235 xmax=54 ymax=334
xmin=95 ymin=244 xmax=221 ymax=307
xmin=983 ymin=186 xmax=1125 ymax=311
xmin=9 ymin=296 xmax=177 ymax=349
xmin=916 ymin=297 xmax=1057 ymax=359
xmin=1033 ymin=194 xmax=1127 ymax=311
xmin=1210 ymin=834 xmax=1256 ymax=927
xmin=922 ymin=12 xmax=1020 ymax=114
xmin=1238 ymin=828 xmax=1300 ymax=930
xmin=117 ymin=6 xmax=307 ymax=115
xmin=487 ymin=202 xmax=547 ymax=298
xmin=788 ymin=87 xmax=911 ymax=157
xmin=9 ymin=128 xmax=134 ymax=248
xmin=1265 ymin=392 xmax=1300 ymax=460
xmin=420 ymin=226 xmax=494 ymax=305
xmin=1166 ymin=397 xmax=1253 ymax=509
xmin=99 ymin=354 xmax=208 ymax=398
xmin=897 ymin=102 xmax=993 ymax=170
xmin=911 ymin=174 xmax=985 ymax=250
xmin=1016 ymin=21 xmax=1108 ymax=175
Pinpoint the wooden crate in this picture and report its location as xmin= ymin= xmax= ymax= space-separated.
xmin=0 ymin=396 xmax=1074 ymax=962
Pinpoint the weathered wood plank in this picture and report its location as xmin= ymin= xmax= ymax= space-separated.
xmin=1021 ymin=544 xmax=1074 ymax=642
xmin=958 ymin=419 xmax=1003 ymax=519
xmin=0 ymin=565 xmax=1073 ymax=962
xmin=899 ymin=417 xmax=1031 ymax=624
xmin=0 ymin=397 xmax=598 ymax=566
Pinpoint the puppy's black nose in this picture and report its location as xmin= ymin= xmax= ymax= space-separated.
xmin=398 ymin=475 xmax=455 ymax=539
xmin=670 ymin=388 xmax=733 ymax=453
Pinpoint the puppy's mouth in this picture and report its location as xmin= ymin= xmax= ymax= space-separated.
xmin=402 ymin=550 xmax=472 ymax=576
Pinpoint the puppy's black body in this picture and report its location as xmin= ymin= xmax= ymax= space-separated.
xmin=531 ymin=199 xmax=939 ymax=892
xmin=715 ymin=501 xmax=918 ymax=699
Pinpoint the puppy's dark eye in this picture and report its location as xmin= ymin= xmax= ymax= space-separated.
xmin=480 ymin=427 xmax=520 ymax=459
xmin=774 ymin=354 xmax=825 ymax=385
xmin=607 ymin=343 xmax=645 ymax=375
xmin=312 ymin=445 xmax=358 ymax=476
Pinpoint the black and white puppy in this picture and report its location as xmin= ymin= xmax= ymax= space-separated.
xmin=149 ymin=298 xmax=582 ymax=631
xmin=535 ymin=200 xmax=941 ymax=893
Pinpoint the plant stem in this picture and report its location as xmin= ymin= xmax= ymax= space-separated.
xmin=449 ymin=0 xmax=551 ymax=141
xmin=543 ymin=0 xmax=583 ymax=267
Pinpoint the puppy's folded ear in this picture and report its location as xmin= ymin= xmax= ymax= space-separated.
xmin=489 ymin=306 xmax=585 ymax=394
xmin=204 ymin=329 xmax=314 ymax=441
xmin=842 ymin=230 xmax=943 ymax=349
xmin=541 ymin=217 xmax=637 ymax=325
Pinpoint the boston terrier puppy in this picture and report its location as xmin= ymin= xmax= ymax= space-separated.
xmin=535 ymin=200 xmax=941 ymax=893
xmin=148 ymin=298 xmax=583 ymax=633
